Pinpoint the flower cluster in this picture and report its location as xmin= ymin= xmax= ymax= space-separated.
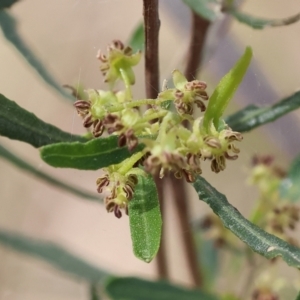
xmin=96 ymin=167 xmax=138 ymax=218
xmin=249 ymin=155 xmax=300 ymax=245
xmin=158 ymin=70 xmax=209 ymax=115
xmin=97 ymin=39 xmax=141 ymax=87
xmin=73 ymin=40 xmax=244 ymax=217
xmin=142 ymin=115 xmax=242 ymax=181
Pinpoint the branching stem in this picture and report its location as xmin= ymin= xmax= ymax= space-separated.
xmin=143 ymin=0 xmax=169 ymax=279
xmin=119 ymin=68 xmax=133 ymax=100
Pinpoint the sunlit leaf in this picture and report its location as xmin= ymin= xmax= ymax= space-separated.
xmin=193 ymin=176 xmax=300 ymax=268
xmin=128 ymin=22 xmax=144 ymax=52
xmin=0 ymin=143 xmax=99 ymax=201
xmin=229 ymin=9 xmax=300 ymax=29
xmin=128 ymin=175 xmax=162 ymax=263
xmin=0 ymin=94 xmax=86 ymax=147
xmin=0 ymin=11 xmax=74 ymax=102
xmin=226 ymin=91 xmax=300 ymax=132
xmin=105 ymin=277 xmax=219 ymax=300
xmin=0 ymin=229 xmax=109 ymax=282
xmin=40 ymin=136 xmax=144 ymax=170
xmin=203 ymin=47 xmax=252 ymax=130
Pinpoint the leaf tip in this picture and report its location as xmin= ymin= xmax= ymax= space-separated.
xmin=245 ymin=45 xmax=253 ymax=55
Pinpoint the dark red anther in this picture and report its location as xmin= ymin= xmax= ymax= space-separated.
xmin=114 ymin=205 xmax=122 ymax=219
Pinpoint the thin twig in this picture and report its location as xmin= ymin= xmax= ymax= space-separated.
xmin=143 ymin=0 xmax=169 ymax=279
xmin=168 ymin=10 xmax=211 ymax=288
xmin=169 ymin=176 xmax=203 ymax=287
xmin=143 ymin=0 xmax=160 ymax=99
xmin=185 ymin=11 xmax=210 ymax=81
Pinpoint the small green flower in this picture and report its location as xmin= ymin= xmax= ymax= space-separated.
xmin=96 ymin=165 xmax=139 ymax=218
xmin=185 ymin=117 xmax=243 ymax=173
xmin=142 ymin=113 xmax=191 ymax=179
xmin=97 ymin=40 xmax=141 ymax=87
xmin=88 ymin=89 xmax=120 ymax=119
xmin=74 ymin=89 xmax=124 ymax=138
xmin=143 ymin=141 xmax=188 ymax=180
xmin=158 ymin=70 xmax=209 ymax=115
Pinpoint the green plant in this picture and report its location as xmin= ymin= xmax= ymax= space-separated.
xmin=1 ymin=1 xmax=300 ymax=299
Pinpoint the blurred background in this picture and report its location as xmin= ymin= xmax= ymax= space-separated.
xmin=0 ymin=0 xmax=300 ymax=299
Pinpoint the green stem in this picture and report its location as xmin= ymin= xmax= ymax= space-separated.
xmin=120 ymin=68 xmax=133 ymax=100
xmin=138 ymin=110 xmax=167 ymax=124
xmin=118 ymin=151 xmax=145 ymax=175
xmin=157 ymin=112 xmax=181 ymax=142
xmin=107 ymin=98 xmax=168 ymax=113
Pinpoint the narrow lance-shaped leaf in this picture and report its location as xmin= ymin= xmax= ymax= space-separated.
xmin=0 ymin=0 xmax=20 ymax=9
xmin=0 ymin=143 xmax=99 ymax=201
xmin=40 ymin=135 xmax=144 ymax=170
xmin=193 ymin=176 xmax=300 ymax=268
xmin=0 ymin=229 xmax=109 ymax=282
xmin=128 ymin=22 xmax=144 ymax=52
xmin=128 ymin=175 xmax=162 ymax=263
xmin=279 ymin=153 xmax=300 ymax=202
xmin=105 ymin=277 xmax=219 ymax=300
xmin=225 ymin=91 xmax=300 ymax=132
xmin=0 ymin=11 xmax=74 ymax=102
xmin=229 ymin=9 xmax=300 ymax=30
xmin=0 ymin=94 xmax=86 ymax=147
xmin=182 ymin=0 xmax=220 ymax=22
xmin=203 ymin=47 xmax=252 ymax=130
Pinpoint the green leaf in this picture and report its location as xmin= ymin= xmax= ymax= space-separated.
xmin=105 ymin=277 xmax=219 ymax=300
xmin=203 ymin=47 xmax=252 ymax=130
xmin=40 ymin=135 xmax=144 ymax=170
xmin=279 ymin=154 xmax=300 ymax=202
xmin=128 ymin=22 xmax=144 ymax=53
xmin=0 ymin=0 xmax=20 ymax=9
xmin=225 ymin=91 xmax=300 ymax=132
xmin=0 ymin=229 xmax=109 ymax=282
xmin=229 ymin=9 xmax=300 ymax=29
xmin=0 ymin=143 xmax=99 ymax=201
xmin=193 ymin=176 xmax=300 ymax=268
xmin=0 ymin=11 xmax=74 ymax=102
xmin=182 ymin=0 xmax=219 ymax=22
xmin=128 ymin=175 xmax=162 ymax=263
xmin=0 ymin=94 xmax=86 ymax=147
xmin=295 ymin=292 xmax=300 ymax=300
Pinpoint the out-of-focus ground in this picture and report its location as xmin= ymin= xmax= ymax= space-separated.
xmin=0 ymin=0 xmax=300 ymax=299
